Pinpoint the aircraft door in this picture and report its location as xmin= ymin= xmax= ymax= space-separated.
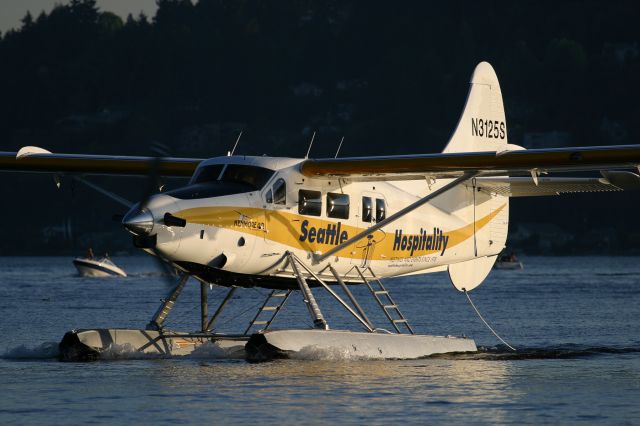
xmin=225 ymin=192 xmax=259 ymax=270
xmin=261 ymin=177 xmax=288 ymax=247
xmin=354 ymin=192 xmax=387 ymax=267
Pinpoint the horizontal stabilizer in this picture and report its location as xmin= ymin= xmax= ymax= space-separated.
xmin=449 ymin=255 xmax=498 ymax=292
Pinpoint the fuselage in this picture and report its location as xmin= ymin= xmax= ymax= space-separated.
xmin=124 ymin=155 xmax=508 ymax=288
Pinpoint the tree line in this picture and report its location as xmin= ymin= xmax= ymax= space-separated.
xmin=1 ymin=0 xmax=639 ymax=157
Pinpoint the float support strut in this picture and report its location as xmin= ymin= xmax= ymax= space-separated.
xmin=292 ymin=256 xmax=373 ymax=332
xmin=146 ymin=274 xmax=190 ymax=331
xmin=289 ymin=253 xmax=328 ymax=330
xmin=206 ymin=287 xmax=237 ymax=331
xmin=200 ymin=281 xmax=208 ymax=332
xmin=329 ymin=265 xmax=375 ymax=330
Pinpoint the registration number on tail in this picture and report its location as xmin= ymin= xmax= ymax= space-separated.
xmin=471 ymin=118 xmax=506 ymax=139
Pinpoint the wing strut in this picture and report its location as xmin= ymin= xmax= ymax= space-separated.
xmin=314 ymin=171 xmax=478 ymax=263
xmin=74 ymin=176 xmax=133 ymax=208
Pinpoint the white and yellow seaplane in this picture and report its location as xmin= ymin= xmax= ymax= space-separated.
xmin=3 ymin=62 xmax=640 ymax=361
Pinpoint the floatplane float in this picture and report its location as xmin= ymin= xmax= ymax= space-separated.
xmin=2 ymin=62 xmax=640 ymax=361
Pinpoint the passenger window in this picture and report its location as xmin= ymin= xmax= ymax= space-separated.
xmin=327 ymin=193 xmax=349 ymax=219
xmin=376 ymin=198 xmax=386 ymax=222
xmin=265 ymin=189 xmax=273 ymax=204
xmin=298 ymin=190 xmax=322 ymax=216
xmin=362 ymin=196 xmax=372 ymax=222
xmin=273 ymin=179 xmax=286 ymax=205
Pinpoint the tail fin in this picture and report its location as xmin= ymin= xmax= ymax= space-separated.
xmin=442 ymin=62 xmax=507 ymax=154
xmin=445 ymin=63 xmax=509 ymax=291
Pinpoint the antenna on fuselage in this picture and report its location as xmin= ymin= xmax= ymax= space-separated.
xmin=305 ymin=131 xmax=316 ymax=159
xmin=334 ymin=136 xmax=344 ymax=158
xmin=228 ymin=131 xmax=243 ymax=156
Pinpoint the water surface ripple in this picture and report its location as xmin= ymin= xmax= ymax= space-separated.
xmin=0 ymin=256 xmax=639 ymax=424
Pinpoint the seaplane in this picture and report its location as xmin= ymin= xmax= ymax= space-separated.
xmin=2 ymin=62 xmax=640 ymax=361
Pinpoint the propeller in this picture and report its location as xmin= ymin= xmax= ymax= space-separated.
xmin=122 ymin=142 xmax=183 ymax=286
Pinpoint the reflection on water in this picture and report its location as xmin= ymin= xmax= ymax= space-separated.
xmin=139 ymin=357 xmax=517 ymax=423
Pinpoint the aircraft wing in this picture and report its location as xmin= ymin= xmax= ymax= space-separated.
xmin=300 ymin=144 xmax=640 ymax=180
xmin=471 ymin=171 xmax=640 ymax=197
xmin=0 ymin=148 xmax=202 ymax=177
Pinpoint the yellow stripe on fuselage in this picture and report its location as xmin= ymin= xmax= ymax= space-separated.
xmin=176 ymin=204 xmax=505 ymax=261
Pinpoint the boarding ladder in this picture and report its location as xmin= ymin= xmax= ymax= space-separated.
xmin=244 ymin=290 xmax=292 ymax=335
xmin=355 ymin=267 xmax=414 ymax=335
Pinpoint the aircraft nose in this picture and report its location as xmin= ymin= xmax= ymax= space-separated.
xmin=122 ymin=206 xmax=154 ymax=235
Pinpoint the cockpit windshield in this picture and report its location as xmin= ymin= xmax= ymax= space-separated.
xmin=169 ymin=163 xmax=275 ymax=200
xmin=220 ymin=164 xmax=274 ymax=189
xmin=191 ymin=165 xmax=224 ymax=184
xmin=190 ymin=164 xmax=274 ymax=190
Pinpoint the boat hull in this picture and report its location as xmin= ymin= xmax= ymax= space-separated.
xmin=59 ymin=328 xmax=248 ymax=361
xmin=494 ymin=261 xmax=523 ymax=270
xmin=245 ymin=329 xmax=477 ymax=361
xmin=73 ymin=259 xmax=127 ymax=277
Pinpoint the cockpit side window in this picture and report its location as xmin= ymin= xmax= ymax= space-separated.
xmin=273 ymin=178 xmax=286 ymax=205
xmin=220 ymin=164 xmax=274 ymax=190
xmin=191 ymin=165 xmax=224 ymax=184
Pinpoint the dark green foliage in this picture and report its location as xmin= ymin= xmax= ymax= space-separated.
xmin=0 ymin=0 xmax=638 ymax=157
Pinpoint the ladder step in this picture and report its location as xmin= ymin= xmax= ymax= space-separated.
xmin=374 ymin=290 xmax=388 ymax=295
xmin=392 ymin=319 xmax=408 ymax=323
xmin=262 ymin=306 xmax=278 ymax=311
xmin=252 ymin=321 xmax=268 ymax=325
xmin=272 ymin=292 xmax=289 ymax=297
xmin=383 ymin=305 xmax=398 ymax=309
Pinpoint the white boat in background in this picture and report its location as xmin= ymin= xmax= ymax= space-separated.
xmin=73 ymin=254 xmax=127 ymax=277
xmin=494 ymin=252 xmax=524 ymax=270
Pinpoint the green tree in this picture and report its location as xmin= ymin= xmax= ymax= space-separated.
xmin=98 ymin=12 xmax=124 ymax=33
xmin=21 ymin=11 xmax=34 ymax=29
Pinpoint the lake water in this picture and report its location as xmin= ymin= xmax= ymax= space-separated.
xmin=1 ymin=256 xmax=639 ymax=424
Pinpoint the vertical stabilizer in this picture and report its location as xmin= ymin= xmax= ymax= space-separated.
xmin=442 ymin=62 xmax=507 ymax=154
xmin=445 ymin=62 xmax=509 ymax=292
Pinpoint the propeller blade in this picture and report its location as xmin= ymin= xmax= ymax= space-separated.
xmin=135 ymin=142 xmax=181 ymax=287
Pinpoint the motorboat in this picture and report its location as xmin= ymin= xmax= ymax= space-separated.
xmin=494 ymin=251 xmax=524 ymax=270
xmin=73 ymin=254 xmax=127 ymax=277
